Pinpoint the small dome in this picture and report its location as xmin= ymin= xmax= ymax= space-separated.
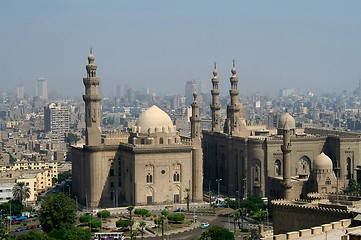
xmin=88 ymin=53 xmax=95 ymax=63
xmin=313 ymin=152 xmax=333 ymax=170
xmin=278 ymin=112 xmax=296 ymax=130
xmin=136 ymin=105 xmax=174 ymax=134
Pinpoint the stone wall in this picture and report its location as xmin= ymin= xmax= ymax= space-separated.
xmin=272 ymin=200 xmax=352 ymax=234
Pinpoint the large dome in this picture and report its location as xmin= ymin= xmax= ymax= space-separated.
xmin=313 ymin=152 xmax=333 ymax=170
xmin=278 ymin=112 xmax=296 ymax=130
xmin=136 ymin=105 xmax=174 ymax=134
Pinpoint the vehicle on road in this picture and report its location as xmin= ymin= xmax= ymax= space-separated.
xmin=26 ymin=225 xmax=37 ymax=230
xmin=15 ymin=227 xmax=26 ymax=232
xmin=173 ymin=208 xmax=185 ymax=212
xmin=200 ymin=222 xmax=209 ymax=229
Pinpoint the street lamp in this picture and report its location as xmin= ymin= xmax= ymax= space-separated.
xmin=216 ymin=179 xmax=222 ymax=197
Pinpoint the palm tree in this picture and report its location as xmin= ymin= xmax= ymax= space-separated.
xmin=127 ymin=206 xmax=135 ymax=237
xmin=239 ymin=208 xmax=247 ymax=229
xmin=12 ymin=182 xmax=30 ymax=205
xmin=185 ymin=188 xmax=190 ymax=211
xmin=231 ymin=213 xmax=239 ymax=233
xmin=139 ymin=221 xmax=146 ymax=240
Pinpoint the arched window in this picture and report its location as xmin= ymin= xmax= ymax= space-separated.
xmin=173 ymin=172 xmax=180 ymax=182
xmin=146 ymin=173 xmax=153 ymax=183
xmin=297 ymin=156 xmax=311 ymax=178
xmin=159 ymin=138 xmax=164 ymax=144
xmin=275 ymin=160 xmax=281 ymax=176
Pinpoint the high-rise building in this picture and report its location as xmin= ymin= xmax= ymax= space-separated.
xmin=36 ymin=78 xmax=48 ymax=99
xmin=185 ymin=80 xmax=197 ymax=106
xmin=17 ymin=85 xmax=24 ymax=99
xmin=44 ymin=102 xmax=69 ymax=143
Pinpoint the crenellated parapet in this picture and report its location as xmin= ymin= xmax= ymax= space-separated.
xmin=262 ymin=219 xmax=352 ymax=240
xmin=272 ymin=199 xmax=352 ymax=234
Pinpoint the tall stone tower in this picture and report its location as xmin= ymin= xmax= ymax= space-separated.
xmin=210 ymin=63 xmax=221 ymax=132
xmin=190 ymin=92 xmax=203 ymax=201
xmin=224 ymin=61 xmax=246 ymax=136
xmin=281 ymin=122 xmax=292 ymax=200
xmin=83 ymin=49 xmax=101 ymax=146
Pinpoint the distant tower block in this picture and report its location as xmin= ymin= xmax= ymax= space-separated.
xmin=36 ymin=78 xmax=48 ymax=99
xmin=17 ymin=85 xmax=24 ymax=99
xmin=185 ymin=80 xmax=197 ymax=106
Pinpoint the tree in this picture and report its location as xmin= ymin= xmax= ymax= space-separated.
xmin=239 ymin=208 xmax=247 ymax=229
xmin=39 ymin=193 xmax=77 ymax=233
xmin=231 ymin=213 xmax=239 ymax=232
xmin=344 ymin=179 xmax=360 ymax=194
xmin=16 ymin=231 xmax=53 ymax=240
xmin=89 ymin=219 xmax=101 ymax=229
xmin=134 ymin=209 xmax=149 ymax=217
xmin=62 ymin=227 xmax=91 ymax=240
xmin=97 ymin=210 xmax=110 ymax=219
xmin=167 ymin=214 xmax=185 ymax=223
xmin=116 ymin=219 xmax=133 ymax=230
xmin=199 ymin=226 xmax=234 ymax=240
xmin=139 ymin=221 xmax=146 ymax=240
xmin=48 ymin=227 xmax=91 ymax=240
xmin=127 ymin=206 xmax=135 ymax=238
xmin=185 ymin=188 xmax=190 ymax=211
xmin=79 ymin=215 xmax=92 ymax=224
xmin=154 ymin=216 xmax=166 ymax=236
xmin=12 ymin=182 xmax=30 ymax=205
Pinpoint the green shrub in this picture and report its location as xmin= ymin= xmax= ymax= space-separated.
xmin=167 ymin=213 xmax=185 ymax=223
xmin=79 ymin=215 xmax=92 ymax=223
xmin=145 ymin=212 xmax=152 ymax=217
xmin=89 ymin=219 xmax=102 ymax=229
xmin=134 ymin=208 xmax=149 ymax=217
xmin=116 ymin=219 xmax=133 ymax=229
xmin=97 ymin=210 xmax=110 ymax=218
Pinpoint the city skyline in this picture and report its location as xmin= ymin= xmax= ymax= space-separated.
xmin=1 ymin=1 xmax=361 ymax=97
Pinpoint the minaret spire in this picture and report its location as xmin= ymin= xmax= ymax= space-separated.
xmin=281 ymin=122 xmax=292 ymax=200
xmin=83 ymin=49 xmax=102 ymax=146
xmin=190 ymin=91 xmax=203 ymax=202
xmin=210 ymin=62 xmax=221 ymax=132
xmin=224 ymin=60 xmax=242 ymax=135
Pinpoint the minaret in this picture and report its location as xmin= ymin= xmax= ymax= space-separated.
xmin=210 ymin=63 xmax=221 ymax=132
xmin=281 ymin=122 xmax=292 ymax=200
xmin=83 ymin=49 xmax=102 ymax=146
xmin=224 ymin=60 xmax=241 ymax=135
xmin=190 ymin=92 xmax=203 ymax=201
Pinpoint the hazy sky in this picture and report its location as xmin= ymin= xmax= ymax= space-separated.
xmin=1 ymin=1 xmax=360 ymax=97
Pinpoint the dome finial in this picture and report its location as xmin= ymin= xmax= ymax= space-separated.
xmin=193 ymin=91 xmax=198 ymax=100
xmin=88 ymin=48 xmax=95 ymax=64
xmin=213 ymin=62 xmax=218 ymax=77
xmin=231 ymin=60 xmax=237 ymax=75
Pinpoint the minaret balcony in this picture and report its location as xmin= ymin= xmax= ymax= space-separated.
xmin=83 ymin=94 xmax=101 ymax=102
xmin=83 ymin=78 xmax=100 ymax=86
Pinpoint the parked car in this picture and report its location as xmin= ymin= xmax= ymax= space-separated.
xmin=15 ymin=227 xmax=26 ymax=232
xmin=173 ymin=208 xmax=185 ymax=212
xmin=27 ymin=225 xmax=37 ymax=230
xmin=11 ymin=220 xmax=20 ymax=225
xmin=200 ymin=222 xmax=210 ymax=229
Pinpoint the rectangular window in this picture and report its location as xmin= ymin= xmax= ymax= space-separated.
xmin=174 ymin=194 xmax=180 ymax=204
xmin=147 ymin=196 xmax=153 ymax=205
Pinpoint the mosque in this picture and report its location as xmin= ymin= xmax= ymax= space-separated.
xmin=203 ymin=63 xmax=361 ymax=201
xmin=71 ymin=51 xmax=203 ymax=208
